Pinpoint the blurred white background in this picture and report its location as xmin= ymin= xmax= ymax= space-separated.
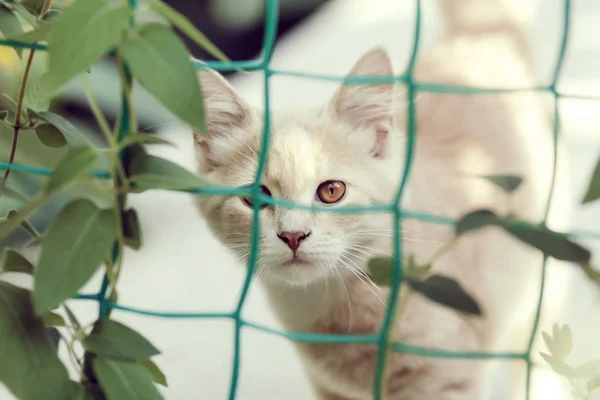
xmin=2 ymin=0 xmax=600 ymax=399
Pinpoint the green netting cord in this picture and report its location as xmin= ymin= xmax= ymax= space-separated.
xmin=0 ymin=0 xmax=596 ymax=399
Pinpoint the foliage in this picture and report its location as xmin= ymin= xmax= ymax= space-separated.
xmin=0 ymin=0 xmax=226 ymax=397
xmin=541 ymin=323 xmax=600 ymax=400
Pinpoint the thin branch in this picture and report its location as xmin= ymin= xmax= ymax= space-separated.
xmin=1 ymin=50 xmax=36 ymax=195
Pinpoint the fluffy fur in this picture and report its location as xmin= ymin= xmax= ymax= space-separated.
xmin=192 ymin=0 xmax=566 ymax=398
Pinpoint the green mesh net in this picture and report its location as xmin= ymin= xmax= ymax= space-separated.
xmin=2 ymin=0 xmax=600 ymax=399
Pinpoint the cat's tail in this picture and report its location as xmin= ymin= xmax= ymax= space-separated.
xmin=436 ymin=0 xmax=539 ymax=37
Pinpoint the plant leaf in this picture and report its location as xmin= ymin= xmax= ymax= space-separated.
xmin=140 ymin=359 xmax=168 ymax=387
xmin=46 ymin=0 xmax=131 ymax=91
xmin=42 ymin=9 xmax=62 ymax=22
xmin=9 ymin=3 xmax=38 ymax=26
xmin=6 ymin=21 xmax=53 ymax=44
xmin=498 ymin=219 xmax=591 ymax=263
xmin=127 ymin=153 xmax=206 ymax=192
xmin=455 ymin=209 xmax=500 ymax=236
xmin=118 ymin=133 xmax=172 ymax=150
xmin=122 ymin=208 xmax=142 ymax=250
xmin=121 ymin=23 xmax=205 ymax=132
xmin=554 ymin=324 xmax=572 ymax=360
xmin=542 ymin=331 xmax=558 ymax=358
xmin=0 ymin=4 xmax=24 ymax=57
xmin=41 ymin=311 xmax=66 ymax=327
xmin=45 ymin=145 xmax=98 ymax=193
xmin=0 ymin=195 xmax=47 ymax=241
xmin=45 ymin=327 xmax=61 ymax=351
xmin=407 ymin=274 xmax=482 ymax=316
xmin=540 ymin=352 xmax=575 ymax=377
xmin=1 ymin=248 xmax=34 ymax=275
xmin=19 ymin=0 xmax=48 ymax=16
xmin=83 ymin=319 xmax=160 ymax=361
xmin=149 ymin=0 xmax=229 ymax=62
xmin=582 ymin=158 xmax=600 ymax=204
xmin=93 ymin=358 xmax=164 ymax=400
xmin=34 ymin=123 xmax=68 ymax=148
xmin=479 ymin=174 xmax=523 ymax=193
xmin=587 ymin=377 xmax=600 ymax=394
xmin=29 ymin=110 xmax=91 ymax=146
xmin=6 ymin=209 xmax=41 ymax=238
xmin=571 ymin=360 xmax=600 ymax=378
xmin=63 ymin=304 xmax=82 ymax=331
xmin=367 ymin=257 xmax=394 ymax=286
xmin=0 ymin=281 xmax=73 ymax=399
xmin=33 ymin=199 xmax=117 ymax=314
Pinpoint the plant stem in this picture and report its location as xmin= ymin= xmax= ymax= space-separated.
xmin=0 ymin=50 xmax=36 ymax=195
xmin=424 ymin=236 xmax=458 ymax=267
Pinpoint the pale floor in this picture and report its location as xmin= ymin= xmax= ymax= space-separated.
xmin=2 ymin=0 xmax=600 ymax=399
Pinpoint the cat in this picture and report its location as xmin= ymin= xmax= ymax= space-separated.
xmin=191 ymin=0 xmax=569 ymax=398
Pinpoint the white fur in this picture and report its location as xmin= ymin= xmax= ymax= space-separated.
xmin=191 ymin=0 xmax=568 ymax=398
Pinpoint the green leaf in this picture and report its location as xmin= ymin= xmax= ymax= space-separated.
xmin=118 ymin=133 xmax=172 ymax=150
xmin=29 ymin=110 xmax=92 ymax=145
xmin=582 ymin=158 xmax=600 ymax=204
xmin=0 ymin=195 xmax=47 ymax=241
xmin=0 ymin=4 xmax=24 ymax=57
xmin=46 ymin=0 xmax=131 ymax=91
xmin=4 ymin=209 xmax=40 ymax=239
xmin=498 ymin=219 xmax=591 ymax=263
xmin=367 ymin=257 xmax=394 ymax=286
xmin=587 ymin=377 xmax=600 ymax=394
xmin=0 ymin=184 xmax=27 ymax=202
xmin=407 ymin=274 xmax=482 ymax=316
xmin=33 ymin=199 xmax=117 ymax=314
xmin=6 ymin=21 xmax=53 ymax=43
xmin=0 ymin=281 xmax=73 ymax=399
xmin=149 ymin=0 xmax=229 ymax=62
xmin=42 ymin=9 xmax=62 ymax=22
xmin=455 ymin=209 xmax=500 ymax=236
xmin=140 ymin=359 xmax=168 ymax=387
xmin=571 ymin=360 xmax=600 ymax=378
xmin=121 ymin=23 xmax=205 ymax=132
xmin=539 ymin=352 xmax=574 ymax=377
xmin=9 ymin=3 xmax=38 ymax=26
xmin=1 ymin=248 xmax=34 ymax=275
xmin=45 ymin=145 xmax=98 ymax=193
xmin=19 ymin=0 xmax=48 ymax=16
xmin=542 ymin=331 xmax=558 ymax=358
xmin=24 ymin=75 xmax=53 ymax=112
xmin=122 ymin=208 xmax=142 ymax=250
xmin=41 ymin=311 xmax=66 ymax=326
xmin=63 ymin=304 xmax=82 ymax=331
xmin=34 ymin=123 xmax=68 ymax=148
xmin=127 ymin=153 xmax=207 ymax=192
xmin=93 ymin=358 xmax=164 ymax=400
xmin=83 ymin=319 xmax=160 ymax=361
xmin=479 ymin=174 xmax=523 ymax=193
xmin=553 ymin=323 xmax=572 ymax=360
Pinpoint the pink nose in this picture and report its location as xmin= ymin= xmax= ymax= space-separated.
xmin=278 ymin=231 xmax=311 ymax=251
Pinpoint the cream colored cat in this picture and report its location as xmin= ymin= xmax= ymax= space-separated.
xmin=192 ymin=0 xmax=567 ymax=398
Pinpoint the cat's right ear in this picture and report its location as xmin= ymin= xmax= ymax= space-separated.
xmin=194 ymin=68 xmax=255 ymax=171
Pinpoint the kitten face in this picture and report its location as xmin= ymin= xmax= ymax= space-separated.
xmin=194 ymin=48 xmax=404 ymax=286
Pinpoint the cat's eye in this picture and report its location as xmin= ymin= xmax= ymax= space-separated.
xmin=316 ymin=180 xmax=346 ymax=204
xmin=241 ymin=185 xmax=272 ymax=208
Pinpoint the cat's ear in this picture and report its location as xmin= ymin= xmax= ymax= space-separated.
xmin=194 ymin=68 xmax=255 ymax=170
xmin=329 ymin=47 xmax=394 ymax=158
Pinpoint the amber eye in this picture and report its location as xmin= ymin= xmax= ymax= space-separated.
xmin=241 ymin=185 xmax=272 ymax=208
xmin=316 ymin=180 xmax=346 ymax=204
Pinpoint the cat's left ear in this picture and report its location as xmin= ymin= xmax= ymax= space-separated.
xmin=329 ymin=47 xmax=394 ymax=158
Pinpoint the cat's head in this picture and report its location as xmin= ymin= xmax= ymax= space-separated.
xmin=193 ymin=47 xmax=405 ymax=287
